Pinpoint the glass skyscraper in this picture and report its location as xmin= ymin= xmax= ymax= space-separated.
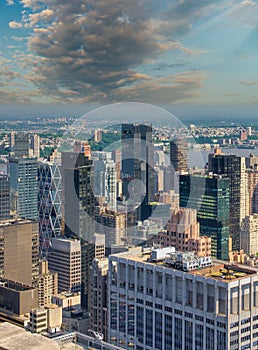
xmin=9 ymin=157 xmax=38 ymax=221
xmin=179 ymin=173 xmax=230 ymax=260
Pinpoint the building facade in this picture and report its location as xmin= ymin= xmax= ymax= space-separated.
xmin=38 ymin=260 xmax=58 ymax=307
xmin=0 ymin=174 xmax=10 ymax=220
xmin=108 ymin=247 xmax=258 ymax=350
xmin=170 ymin=138 xmax=188 ymax=172
xmin=48 ymin=237 xmax=81 ymax=293
xmin=0 ymin=219 xmax=39 ymax=287
xmin=179 ymin=174 xmax=230 ymax=260
xmin=38 ymin=160 xmax=62 ymax=257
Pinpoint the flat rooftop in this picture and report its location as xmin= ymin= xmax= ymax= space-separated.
xmin=0 ymin=219 xmax=34 ymax=227
xmin=112 ymin=247 xmax=258 ymax=282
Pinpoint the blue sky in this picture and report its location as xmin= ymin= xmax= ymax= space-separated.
xmin=1 ymin=0 xmax=258 ymax=117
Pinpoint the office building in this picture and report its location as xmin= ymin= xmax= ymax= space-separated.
xmin=95 ymin=207 xmax=126 ymax=247
xmin=247 ymin=169 xmax=258 ymax=214
xmin=0 ymin=279 xmax=38 ymax=316
xmin=38 ymin=260 xmax=58 ymax=307
xmin=63 ymin=152 xmax=95 ymax=242
xmin=109 ymin=247 xmax=258 ymax=350
xmin=208 ymin=149 xmax=241 ymax=250
xmin=81 ymin=234 xmax=105 ymax=309
xmin=158 ymin=207 xmax=211 ymax=256
xmin=52 ymin=291 xmax=81 ymax=310
xmin=241 ymin=214 xmax=258 ymax=255
xmin=94 ymin=129 xmax=103 ymax=142
xmin=13 ymin=133 xmax=30 ymax=158
xmin=0 ymin=219 xmax=39 ymax=287
xmin=9 ymin=156 xmax=38 ymax=221
xmin=90 ymin=258 xmax=108 ymax=341
xmin=0 ymin=174 xmax=10 ymax=220
xmin=121 ymin=124 xmax=154 ymax=221
xmin=180 ymin=174 xmax=230 ymax=260
xmin=94 ymin=152 xmax=117 ymax=211
xmin=48 ymin=237 xmax=81 ymax=293
xmin=38 ymin=159 xmax=62 ymax=257
xmin=170 ymin=138 xmax=188 ymax=172
xmin=30 ymin=304 xmax=62 ymax=334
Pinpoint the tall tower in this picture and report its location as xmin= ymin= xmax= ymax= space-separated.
xmin=63 ymin=152 xmax=95 ymax=242
xmin=14 ymin=133 xmax=30 ymax=158
xmin=180 ymin=173 xmax=230 ymax=260
xmin=170 ymin=138 xmax=188 ymax=172
xmin=208 ymin=151 xmax=241 ymax=250
xmin=9 ymin=157 xmax=38 ymax=221
xmin=0 ymin=219 xmax=39 ymax=287
xmin=38 ymin=159 xmax=62 ymax=258
xmin=121 ymin=124 xmax=154 ymax=221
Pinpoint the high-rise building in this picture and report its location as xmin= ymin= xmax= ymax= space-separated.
xmin=0 ymin=219 xmax=39 ymax=287
xmin=241 ymin=214 xmax=258 ymax=255
xmin=63 ymin=152 xmax=95 ymax=242
xmin=48 ymin=237 xmax=81 ymax=293
xmin=109 ymin=247 xmax=258 ymax=350
xmin=170 ymin=138 xmax=188 ymax=172
xmin=14 ymin=133 xmax=30 ymax=158
xmin=158 ymin=207 xmax=211 ymax=256
xmin=121 ymin=124 xmax=154 ymax=221
xmin=247 ymin=169 xmax=258 ymax=214
xmin=90 ymin=258 xmax=108 ymax=341
xmin=38 ymin=159 xmax=62 ymax=257
xmin=94 ymin=152 xmax=117 ymax=211
xmin=38 ymin=260 xmax=58 ymax=307
xmin=9 ymin=156 xmax=38 ymax=221
xmin=0 ymin=174 xmax=10 ymax=220
xmin=95 ymin=207 xmax=126 ymax=247
xmin=180 ymin=173 xmax=230 ymax=260
xmin=94 ymin=129 xmax=103 ymax=142
xmin=208 ymin=150 xmax=241 ymax=250
xmin=30 ymin=134 xmax=40 ymax=158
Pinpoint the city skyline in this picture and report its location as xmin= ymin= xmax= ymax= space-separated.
xmin=1 ymin=1 xmax=258 ymax=118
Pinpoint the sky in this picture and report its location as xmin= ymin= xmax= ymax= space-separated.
xmin=1 ymin=0 xmax=258 ymax=118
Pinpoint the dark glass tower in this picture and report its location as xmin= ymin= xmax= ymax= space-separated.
xmin=180 ymin=174 xmax=230 ymax=260
xmin=63 ymin=152 xmax=95 ymax=242
xmin=121 ymin=124 xmax=154 ymax=221
xmin=208 ymin=152 xmax=241 ymax=250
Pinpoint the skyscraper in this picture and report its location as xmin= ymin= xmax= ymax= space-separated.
xmin=63 ymin=152 xmax=95 ymax=242
xmin=180 ymin=173 xmax=230 ymax=260
xmin=0 ymin=174 xmax=10 ymax=220
xmin=13 ymin=133 xmax=30 ymax=158
xmin=9 ymin=156 xmax=38 ymax=221
xmin=0 ymin=219 xmax=39 ymax=287
xmin=170 ymin=138 xmax=188 ymax=172
xmin=48 ymin=237 xmax=81 ymax=293
xmin=208 ymin=150 xmax=241 ymax=250
xmin=121 ymin=124 xmax=154 ymax=221
xmin=38 ymin=159 xmax=62 ymax=257
xmin=108 ymin=247 xmax=258 ymax=350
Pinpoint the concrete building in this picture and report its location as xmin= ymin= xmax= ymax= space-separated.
xmin=170 ymin=138 xmax=188 ymax=172
xmin=0 ymin=279 xmax=38 ymax=316
xmin=48 ymin=237 xmax=81 ymax=293
xmin=30 ymin=304 xmax=62 ymax=334
xmin=52 ymin=292 xmax=81 ymax=310
xmin=90 ymin=258 xmax=108 ymax=341
xmin=109 ymin=247 xmax=258 ymax=350
xmin=241 ymin=214 xmax=258 ymax=255
xmin=95 ymin=207 xmax=126 ymax=247
xmin=94 ymin=129 xmax=103 ymax=142
xmin=38 ymin=260 xmax=58 ymax=307
xmin=247 ymin=169 xmax=258 ymax=215
xmin=13 ymin=133 xmax=30 ymax=158
xmin=0 ymin=219 xmax=39 ymax=287
xmin=158 ymin=207 xmax=211 ymax=256
xmin=0 ymin=323 xmax=61 ymax=350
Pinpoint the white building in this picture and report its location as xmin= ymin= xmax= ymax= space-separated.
xmin=108 ymin=247 xmax=258 ymax=350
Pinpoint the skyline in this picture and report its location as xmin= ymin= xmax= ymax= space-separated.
xmin=1 ymin=1 xmax=258 ymax=117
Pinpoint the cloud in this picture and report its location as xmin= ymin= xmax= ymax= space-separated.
xmin=9 ymin=21 xmax=23 ymax=29
xmin=240 ymin=81 xmax=258 ymax=86
xmin=6 ymin=0 xmax=14 ymax=5
xmin=2 ymin=0 xmax=220 ymax=104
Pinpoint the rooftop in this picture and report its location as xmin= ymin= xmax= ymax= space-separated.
xmin=112 ymin=247 xmax=258 ymax=282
